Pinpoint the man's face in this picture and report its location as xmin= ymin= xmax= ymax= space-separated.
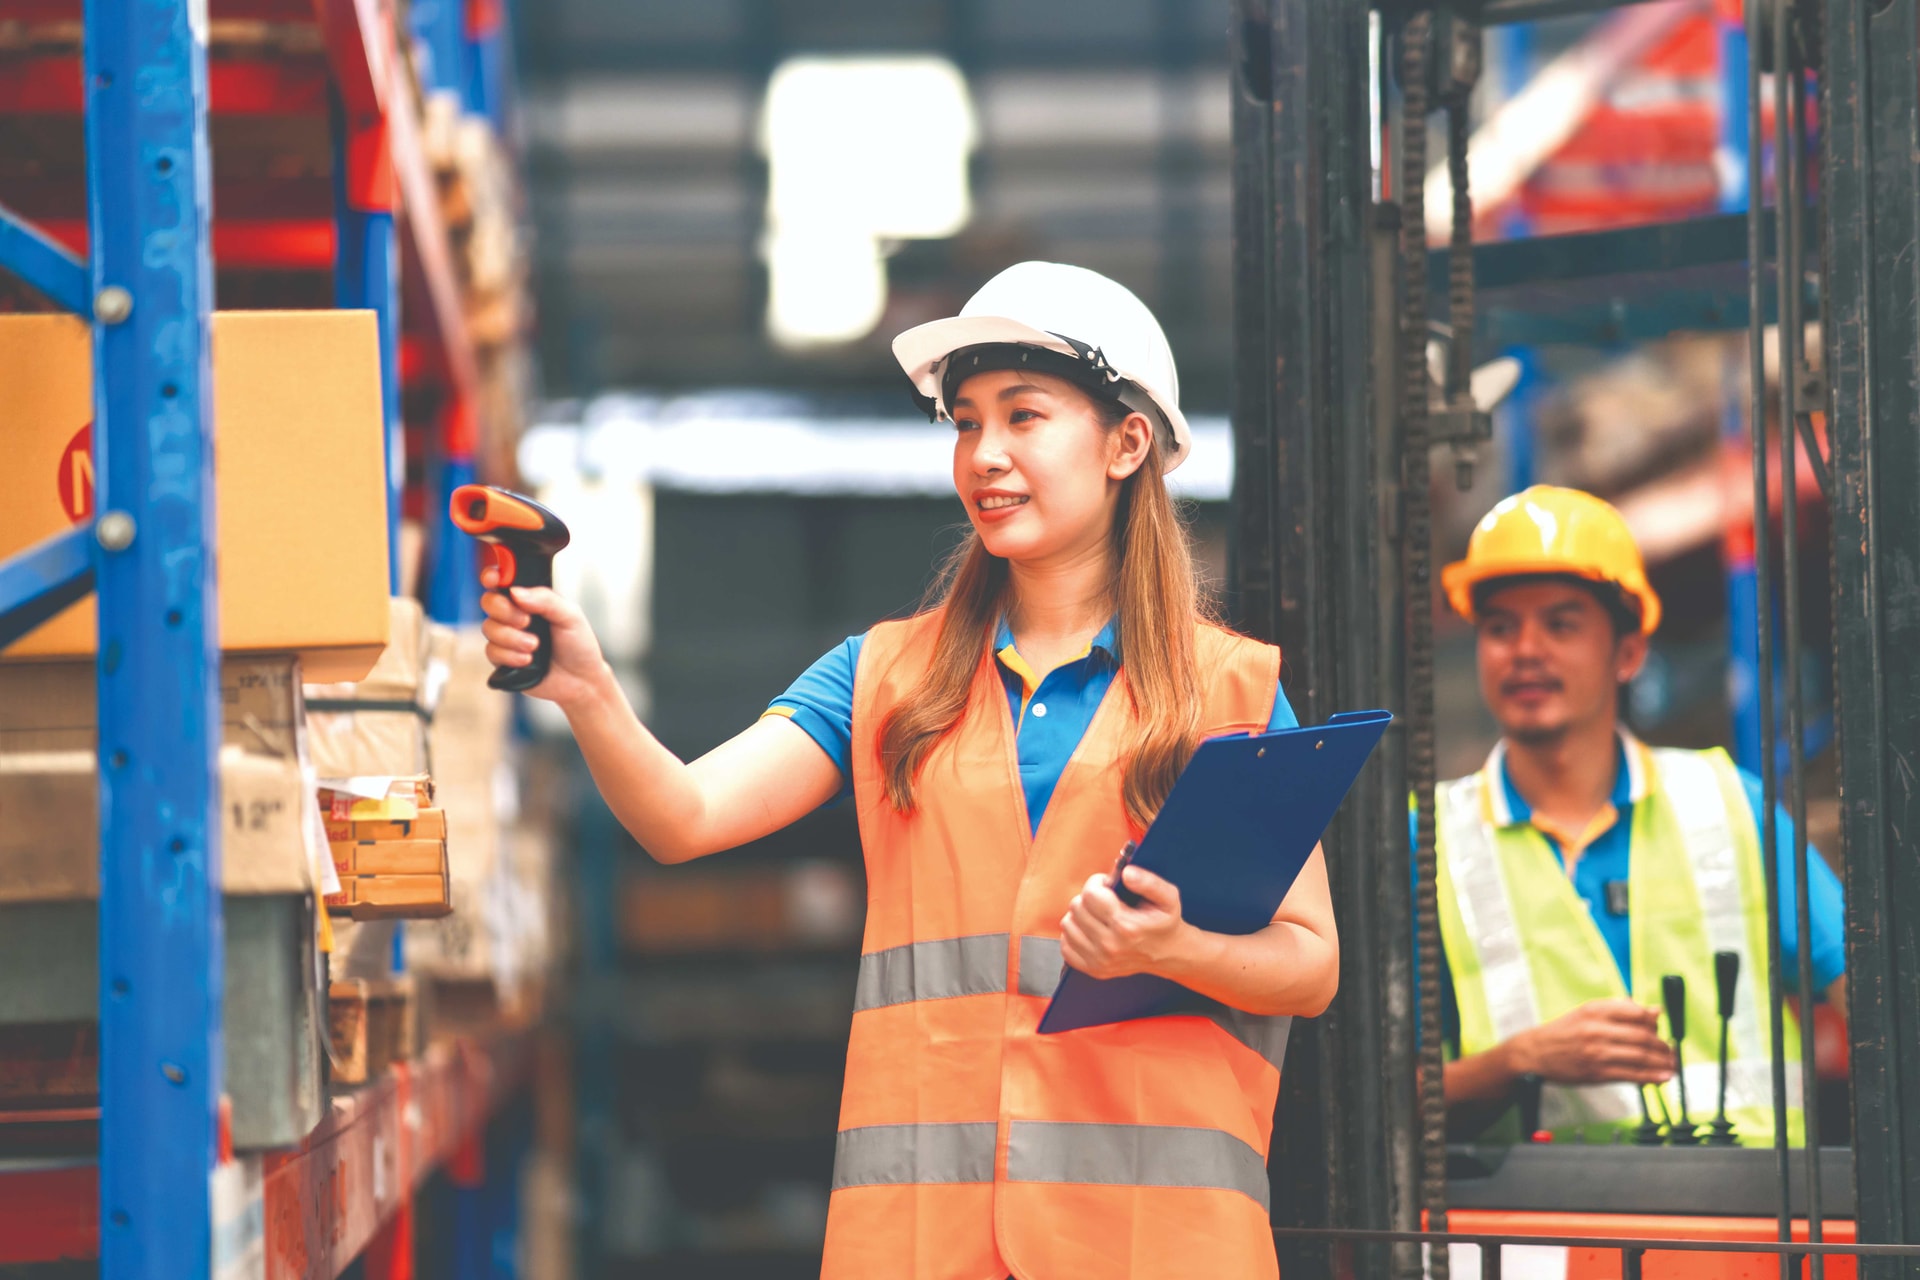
xmin=1475 ymin=580 xmax=1647 ymax=745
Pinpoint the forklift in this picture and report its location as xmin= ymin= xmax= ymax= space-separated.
xmin=1228 ymin=0 xmax=1920 ymax=1276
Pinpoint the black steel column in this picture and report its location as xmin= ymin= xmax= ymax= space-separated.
xmin=1231 ymin=2 xmax=1417 ymax=1276
xmin=1821 ymin=0 xmax=1920 ymax=1273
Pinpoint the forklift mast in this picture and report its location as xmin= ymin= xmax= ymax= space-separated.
xmin=1228 ymin=1 xmax=1920 ymax=1276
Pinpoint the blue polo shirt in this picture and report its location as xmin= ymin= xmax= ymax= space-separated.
xmin=1413 ymin=735 xmax=1846 ymax=1049
xmin=767 ymin=619 xmax=1297 ymax=833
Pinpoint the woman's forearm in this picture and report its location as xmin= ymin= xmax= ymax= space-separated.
xmin=1153 ymin=919 xmax=1339 ymax=1018
xmin=560 ymin=663 xmax=713 ymax=863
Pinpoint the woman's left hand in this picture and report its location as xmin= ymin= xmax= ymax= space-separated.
xmin=1060 ymin=864 xmax=1192 ymax=980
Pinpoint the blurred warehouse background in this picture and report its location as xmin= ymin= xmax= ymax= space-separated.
xmin=0 ymin=0 xmax=1851 ymax=1276
xmin=505 ymin=1 xmax=1837 ymax=1275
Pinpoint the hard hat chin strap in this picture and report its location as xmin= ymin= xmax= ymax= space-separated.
xmin=1051 ymin=334 xmax=1126 ymax=386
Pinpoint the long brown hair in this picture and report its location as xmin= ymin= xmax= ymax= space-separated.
xmin=879 ymin=399 xmax=1209 ymax=830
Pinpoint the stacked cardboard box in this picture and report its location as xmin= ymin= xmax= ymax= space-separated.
xmin=0 ymin=655 xmax=328 ymax=1150
xmin=321 ymin=779 xmax=451 ymax=920
xmin=0 ymin=655 xmax=321 ymax=901
xmin=325 ymin=975 xmax=417 ymax=1086
xmin=405 ymin=627 xmax=557 ymax=1017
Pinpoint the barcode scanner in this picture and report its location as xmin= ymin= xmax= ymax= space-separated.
xmin=449 ymin=484 xmax=571 ymax=692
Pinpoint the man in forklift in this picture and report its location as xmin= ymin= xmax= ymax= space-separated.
xmin=1423 ymin=486 xmax=1845 ymax=1146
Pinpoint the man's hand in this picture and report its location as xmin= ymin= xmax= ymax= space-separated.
xmin=1509 ymin=998 xmax=1676 ymax=1085
xmin=1060 ymin=864 xmax=1191 ymax=981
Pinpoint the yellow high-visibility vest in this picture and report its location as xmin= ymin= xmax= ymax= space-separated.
xmin=1433 ymin=739 xmax=1804 ymax=1145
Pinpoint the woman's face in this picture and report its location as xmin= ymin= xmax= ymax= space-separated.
xmin=949 ymin=368 xmax=1154 ymax=564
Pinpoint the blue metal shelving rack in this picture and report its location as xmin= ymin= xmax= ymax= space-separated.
xmin=0 ymin=0 xmax=223 ymax=1273
xmin=0 ymin=0 xmax=508 ymax=1273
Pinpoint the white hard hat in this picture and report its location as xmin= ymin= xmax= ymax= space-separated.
xmin=892 ymin=261 xmax=1192 ymax=472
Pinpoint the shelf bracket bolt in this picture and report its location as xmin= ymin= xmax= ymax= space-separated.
xmin=94 ymin=286 xmax=133 ymax=325
xmin=96 ymin=510 xmax=136 ymax=552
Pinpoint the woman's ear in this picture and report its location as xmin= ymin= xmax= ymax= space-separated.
xmin=1107 ymin=411 xmax=1155 ymax=481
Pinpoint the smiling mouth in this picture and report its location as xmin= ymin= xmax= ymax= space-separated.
xmin=1503 ymin=682 xmax=1562 ymax=697
xmin=978 ymin=495 xmax=1030 ymax=511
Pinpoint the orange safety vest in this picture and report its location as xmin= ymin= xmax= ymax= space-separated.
xmin=824 ymin=609 xmax=1291 ymax=1280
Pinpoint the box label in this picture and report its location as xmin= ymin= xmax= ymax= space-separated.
xmin=58 ymin=424 xmax=92 ymax=523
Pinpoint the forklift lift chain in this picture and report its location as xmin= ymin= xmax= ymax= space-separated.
xmin=1398 ymin=12 xmax=1449 ymax=1278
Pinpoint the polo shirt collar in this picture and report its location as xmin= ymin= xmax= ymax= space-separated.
xmin=1483 ymin=729 xmax=1648 ymax=829
xmin=992 ymin=616 xmax=1119 ymax=666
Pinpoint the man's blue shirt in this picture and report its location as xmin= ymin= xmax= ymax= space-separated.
xmin=768 ymin=622 xmax=1296 ymax=834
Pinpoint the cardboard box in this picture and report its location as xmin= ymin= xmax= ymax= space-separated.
xmin=330 ymin=838 xmax=447 ymax=877
xmin=0 ymin=312 xmax=391 ymax=682
xmin=306 ymin=597 xmax=434 ymax=778
xmin=0 ymin=656 xmax=317 ymax=903
xmin=327 ymin=873 xmax=451 ymax=920
xmin=321 ymin=777 xmax=434 ymax=823
xmin=324 ymin=809 xmax=447 ymax=844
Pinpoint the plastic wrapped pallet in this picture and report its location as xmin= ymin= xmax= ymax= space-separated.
xmin=305 ymin=597 xmax=434 ymax=780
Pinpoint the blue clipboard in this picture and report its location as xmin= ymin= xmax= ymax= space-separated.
xmin=1037 ymin=709 xmax=1392 ymax=1035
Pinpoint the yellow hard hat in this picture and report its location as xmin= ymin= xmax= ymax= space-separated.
xmin=1441 ymin=486 xmax=1662 ymax=635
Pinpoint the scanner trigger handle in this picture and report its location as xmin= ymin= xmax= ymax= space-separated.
xmin=448 ymin=484 xmax=572 ymax=694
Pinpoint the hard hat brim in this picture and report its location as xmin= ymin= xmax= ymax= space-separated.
xmin=892 ymin=314 xmax=1193 ymax=473
xmin=1441 ymin=555 xmax=1663 ymax=635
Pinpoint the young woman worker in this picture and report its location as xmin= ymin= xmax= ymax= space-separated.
xmin=480 ymin=262 xmax=1339 ymax=1279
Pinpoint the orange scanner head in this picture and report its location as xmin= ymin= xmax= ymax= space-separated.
xmin=449 ymin=484 xmax=570 ymax=552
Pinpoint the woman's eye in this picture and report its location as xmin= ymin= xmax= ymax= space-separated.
xmin=952 ymin=417 xmax=980 ymax=433
xmin=1009 ymin=408 xmax=1038 ymax=424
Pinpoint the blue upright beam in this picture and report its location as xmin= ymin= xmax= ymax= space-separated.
xmin=426 ymin=453 xmax=482 ymax=624
xmin=331 ymin=96 xmax=403 ymax=594
xmin=83 ymin=2 xmax=222 ymax=1276
xmin=0 ymin=525 xmax=96 ymax=650
xmin=1717 ymin=8 xmax=1764 ymax=775
xmin=0 ymin=203 xmax=92 ymax=317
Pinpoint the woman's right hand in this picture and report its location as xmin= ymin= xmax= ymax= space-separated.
xmin=478 ymin=566 xmax=611 ymax=711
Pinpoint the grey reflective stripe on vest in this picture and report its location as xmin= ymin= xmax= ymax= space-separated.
xmin=1207 ymin=1008 xmax=1294 ymax=1069
xmin=1654 ymin=750 xmax=1767 ymax=1070
xmin=1651 ymin=748 xmax=1796 ymax=1115
xmin=853 ymin=934 xmax=1010 ymax=1012
xmin=1438 ymin=771 xmax=1540 ymax=1043
xmin=1016 ymin=935 xmax=1291 ymax=1068
xmin=1016 ymin=935 xmax=1063 ymax=997
xmin=831 ymin=1123 xmax=997 ymax=1189
xmin=1005 ymin=1121 xmax=1271 ymax=1209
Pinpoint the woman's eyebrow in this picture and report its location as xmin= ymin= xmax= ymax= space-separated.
xmin=997 ymin=383 xmax=1048 ymax=400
